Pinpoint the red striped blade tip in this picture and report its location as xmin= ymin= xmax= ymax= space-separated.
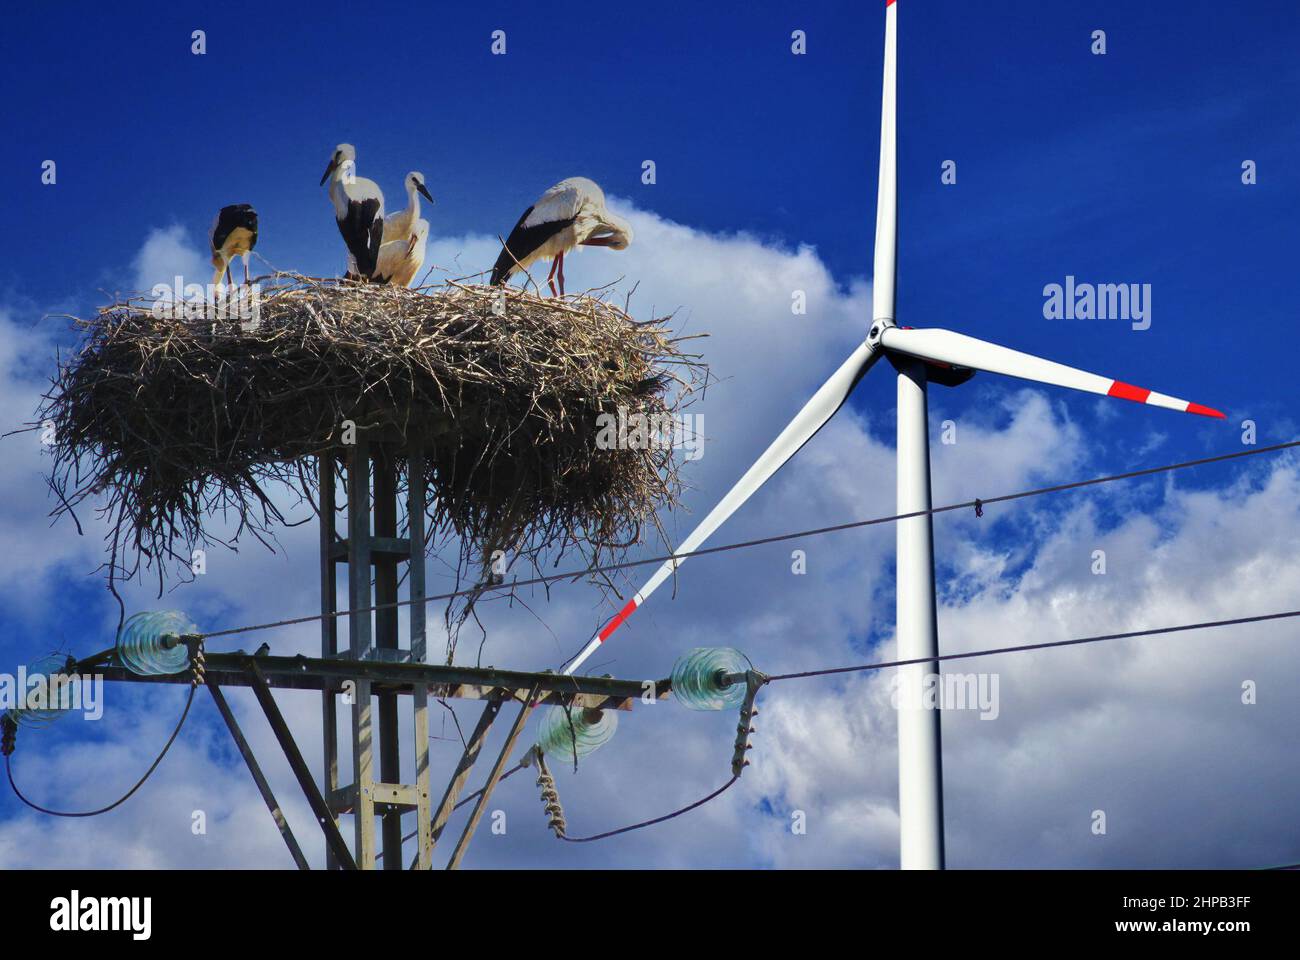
xmin=1107 ymin=380 xmax=1225 ymax=419
xmin=597 ymin=599 xmax=638 ymax=642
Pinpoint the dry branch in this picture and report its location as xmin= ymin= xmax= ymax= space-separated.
xmin=37 ymin=274 xmax=707 ymax=655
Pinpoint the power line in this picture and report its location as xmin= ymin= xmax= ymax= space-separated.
xmin=28 ymin=439 xmax=1291 ymax=851
xmin=766 ymin=609 xmax=1300 ymax=682
xmin=558 ymin=775 xmax=739 ymax=843
xmin=4 ymin=685 xmax=197 ymax=818
xmin=197 ymin=439 xmax=1300 ymax=643
xmin=549 ymin=606 xmax=1300 ymax=845
xmin=18 ymin=596 xmax=1297 ymax=850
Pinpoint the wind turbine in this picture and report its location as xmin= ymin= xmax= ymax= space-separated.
xmin=562 ymin=0 xmax=1225 ymax=869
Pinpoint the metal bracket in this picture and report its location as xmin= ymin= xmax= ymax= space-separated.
xmin=731 ymin=670 xmax=768 ymax=777
xmin=446 ymin=685 xmax=540 ymax=870
xmin=207 ymin=680 xmax=310 ymax=870
xmin=429 ymin=700 xmax=503 ymax=850
xmin=245 ymin=657 xmax=358 ymax=869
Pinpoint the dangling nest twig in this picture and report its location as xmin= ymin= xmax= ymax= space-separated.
xmin=34 ymin=274 xmax=708 ymax=657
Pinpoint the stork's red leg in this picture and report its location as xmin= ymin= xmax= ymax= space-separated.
xmin=557 ymin=250 xmax=565 ymax=297
xmin=545 ymin=256 xmax=559 ymax=297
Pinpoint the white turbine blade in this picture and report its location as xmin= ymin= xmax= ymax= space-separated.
xmin=872 ymin=0 xmax=899 ymax=326
xmin=880 ymin=326 xmax=1225 ymax=418
xmin=563 ymin=340 xmax=882 ymax=675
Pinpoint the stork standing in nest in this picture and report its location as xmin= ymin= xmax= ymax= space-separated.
xmin=321 ymin=143 xmax=385 ymax=281
xmin=374 ymin=218 xmax=429 ymax=288
xmin=383 ymin=171 xmax=434 ymax=244
xmin=489 ymin=177 xmax=632 ymax=297
xmin=209 ymin=204 xmax=258 ymax=286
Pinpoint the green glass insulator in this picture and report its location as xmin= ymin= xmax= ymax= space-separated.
xmin=535 ymin=704 xmax=617 ymax=761
xmin=115 ymin=611 xmax=196 ymax=676
xmin=670 ymin=647 xmax=748 ymax=711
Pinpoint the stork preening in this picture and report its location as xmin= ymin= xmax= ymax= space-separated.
xmin=321 ymin=144 xmax=385 ymax=281
xmin=490 ymin=177 xmax=632 ymax=296
xmin=374 ymin=218 xmax=429 ymax=288
xmin=209 ymin=204 xmax=258 ymax=286
xmin=383 ymin=171 xmax=434 ymax=244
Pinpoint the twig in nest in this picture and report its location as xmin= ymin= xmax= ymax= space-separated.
xmin=36 ymin=274 xmax=708 ymax=659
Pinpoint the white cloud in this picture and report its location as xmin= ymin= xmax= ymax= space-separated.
xmin=745 ymin=454 xmax=1300 ymax=868
xmin=133 ymin=225 xmax=209 ymax=293
xmin=0 ymin=309 xmax=104 ymax=622
xmin=1 ymin=210 xmax=1295 ymax=870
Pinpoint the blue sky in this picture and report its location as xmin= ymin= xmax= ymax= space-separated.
xmin=4 ymin=1 xmax=1297 ymax=440
xmin=0 ymin=0 xmax=1298 ymax=869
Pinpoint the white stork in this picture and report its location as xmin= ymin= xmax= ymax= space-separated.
xmin=383 ymin=171 xmax=434 ymax=244
xmin=489 ymin=177 xmax=632 ymax=296
xmin=320 ymin=143 xmax=385 ymax=281
xmin=374 ymin=218 xmax=429 ymax=288
xmin=209 ymin=204 xmax=258 ymax=286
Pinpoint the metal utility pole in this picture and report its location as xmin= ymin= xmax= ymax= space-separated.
xmin=93 ymin=649 xmax=659 ymax=870
xmin=320 ymin=433 xmax=433 ymax=869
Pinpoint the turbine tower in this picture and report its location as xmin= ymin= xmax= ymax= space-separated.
xmin=564 ymin=0 xmax=1224 ymax=869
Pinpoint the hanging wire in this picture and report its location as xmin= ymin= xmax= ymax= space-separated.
xmin=8 ymin=440 xmax=1297 ymax=847
xmin=4 ymin=685 xmax=198 ymax=818
xmin=539 ymin=606 xmax=1300 ymax=844
xmin=4 ymin=641 xmax=205 ymax=818
xmin=765 ymin=608 xmax=1300 ymax=682
xmin=557 ymin=775 xmax=740 ymax=843
xmin=191 ymin=439 xmax=1300 ymax=644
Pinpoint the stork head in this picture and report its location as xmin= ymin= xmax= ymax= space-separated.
xmin=321 ymin=143 xmax=357 ymax=186
xmin=407 ymin=172 xmax=435 ymax=205
xmin=598 ymin=212 xmax=633 ymax=250
xmin=407 ymin=218 xmax=430 ymax=256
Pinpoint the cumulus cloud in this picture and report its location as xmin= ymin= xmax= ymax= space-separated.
xmin=133 ymin=225 xmax=209 ymax=293
xmin=0 ymin=309 xmax=103 ymax=621
xmin=1 ymin=208 xmax=1295 ymax=870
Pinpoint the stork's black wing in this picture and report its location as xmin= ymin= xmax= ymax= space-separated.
xmin=212 ymin=204 xmax=258 ymax=253
xmin=489 ymin=206 xmax=572 ymax=285
xmin=338 ymin=198 xmax=383 ymax=279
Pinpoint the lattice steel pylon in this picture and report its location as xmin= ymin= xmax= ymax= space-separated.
xmin=27 ymin=430 xmax=660 ymax=870
xmin=319 ymin=434 xmax=433 ymax=869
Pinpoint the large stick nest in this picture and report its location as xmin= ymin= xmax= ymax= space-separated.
xmin=37 ymin=275 xmax=707 ymax=634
